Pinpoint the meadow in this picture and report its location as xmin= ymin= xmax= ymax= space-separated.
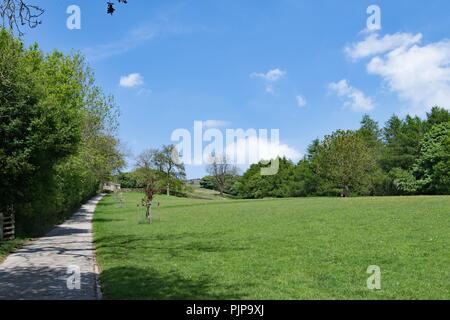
xmin=93 ymin=192 xmax=450 ymax=300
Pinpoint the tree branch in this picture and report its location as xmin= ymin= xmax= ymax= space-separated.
xmin=0 ymin=0 xmax=44 ymax=36
xmin=1 ymin=1 xmax=130 ymax=36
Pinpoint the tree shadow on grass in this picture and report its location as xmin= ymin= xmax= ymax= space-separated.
xmin=96 ymin=233 xmax=254 ymax=299
xmin=95 ymin=233 xmax=250 ymax=259
xmin=93 ymin=218 xmax=125 ymax=223
xmin=95 ymin=201 xmax=118 ymax=207
xmin=101 ymin=266 xmax=249 ymax=300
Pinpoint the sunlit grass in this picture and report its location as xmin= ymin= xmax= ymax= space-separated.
xmin=94 ymin=192 xmax=450 ymax=300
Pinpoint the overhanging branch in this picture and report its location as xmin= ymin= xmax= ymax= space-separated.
xmin=0 ymin=0 xmax=44 ymax=36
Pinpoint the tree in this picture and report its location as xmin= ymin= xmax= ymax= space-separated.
xmin=0 ymin=0 xmax=44 ymax=36
xmin=207 ymin=154 xmax=238 ymax=196
xmin=132 ymin=167 xmax=162 ymax=223
xmin=1 ymin=0 xmax=128 ymax=35
xmin=106 ymin=0 xmax=128 ymax=15
xmin=292 ymin=159 xmax=318 ymax=197
xmin=357 ymin=115 xmax=390 ymax=196
xmin=413 ymin=122 xmax=450 ymax=194
xmin=158 ymin=145 xmax=186 ymax=196
xmin=137 ymin=145 xmax=186 ymax=196
xmin=425 ymin=107 xmax=450 ymax=129
xmin=134 ymin=149 xmax=166 ymax=223
xmin=0 ymin=30 xmax=83 ymax=208
xmin=306 ymin=139 xmax=321 ymax=161
xmin=200 ymin=176 xmax=216 ymax=190
xmin=0 ymin=30 xmax=123 ymax=233
xmin=233 ymin=111 xmax=450 ymax=199
xmin=315 ymin=130 xmax=377 ymax=197
xmin=234 ymin=157 xmax=296 ymax=199
xmin=136 ymin=148 xmax=158 ymax=170
xmin=388 ymin=168 xmax=419 ymax=195
xmin=116 ymin=172 xmax=139 ymax=189
xmin=358 ymin=115 xmax=382 ymax=150
xmin=298 ymin=139 xmax=329 ymax=196
xmin=233 ymin=163 xmax=263 ymax=199
xmin=201 ymin=174 xmax=239 ymax=195
xmin=382 ymin=114 xmax=426 ymax=171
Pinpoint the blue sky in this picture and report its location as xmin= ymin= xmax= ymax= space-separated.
xmin=23 ymin=0 xmax=450 ymax=178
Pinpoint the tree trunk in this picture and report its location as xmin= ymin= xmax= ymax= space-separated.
xmin=342 ymin=185 xmax=350 ymax=197
xmin=146 ymin=205 xmax=153 ymax=224
xmin=167 ymin=183 xmax=170 ymax=196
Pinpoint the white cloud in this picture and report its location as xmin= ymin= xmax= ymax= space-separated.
xmin=296 ymin=95 xmax=307 ymax=108
xmin=345 ymin=32 xmax=423 ymax=60
xmin=367 ymin=40 xmax=450 ymax=113
xmin=250 ymin=68 xmax=287 ymax=82
xmin=137 ymin=88 xmax=152 ymax=96
xmin=346 ymin=32 xmax=450 ymax=113
xmin=225 ymin=136 xmax=301 ymax=165
xmin=120 ymin=73 xmax=144 ymax=88
xmin=203 ymin=120 xmax=230 ymax=128
xmin=265 ymin=84 xmax=275 ymax=94
xmin=329 ymin=79 xmax=375 ymax=112
xmin=250 ymin=68 xmax=287 ymax=94
xmin=84 ymin=20 xmax=188 ymax=61
xmin=84 ymin=30 xmax=157 ymax=62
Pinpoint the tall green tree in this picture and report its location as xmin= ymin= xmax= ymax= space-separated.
xmin=425 ymin=107 xmax=450 ymax=129
xmin=358 ymin=115 xmax=382 ymax=149
xmin=0 ymin=30 xmax=82 ymax=208
xmin=357 ymin=115 xmax=390 ymax=195
xmin=235 ymin=158 xmax=297 ymax=199
xmin=383 ymin=115 xmax=426 ymax=171
xmin=315 ymin=130 xmax=377 ymax=197
xmin=414 ymin=122 xmax=450 ymax=194
xmin=0 ymin=29 xmax=123 ymax=234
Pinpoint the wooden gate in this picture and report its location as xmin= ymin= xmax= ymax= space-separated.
xmin=0 ymin=206 xmax=15 ymax=241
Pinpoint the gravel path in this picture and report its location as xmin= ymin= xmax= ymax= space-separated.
xmin=0 ymin=195 xmax=104 ymax=300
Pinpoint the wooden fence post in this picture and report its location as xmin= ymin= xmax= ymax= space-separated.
xmin=0 ymin=212 xmax=4 ymax=241
xmin=3 ymin=214 xmax=15 ymax=241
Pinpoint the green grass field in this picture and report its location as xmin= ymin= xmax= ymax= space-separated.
xmin=93 ymin=192 xmax=450 ymax=300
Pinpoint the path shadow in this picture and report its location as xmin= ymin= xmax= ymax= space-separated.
xmin=0 ymin=266 xmax=97 ymax=300
xmin=12 ymin=242 xmax=94 ymax=259
xmin=47 ymin=226 xmax=90 ymax=237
